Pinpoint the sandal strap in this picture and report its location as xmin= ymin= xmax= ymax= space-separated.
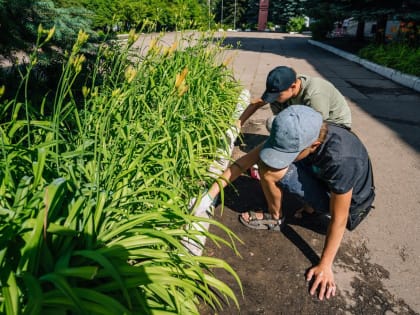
xmin=247 ymin=211 xmax=283 ymax=224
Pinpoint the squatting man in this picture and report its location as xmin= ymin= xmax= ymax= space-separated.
xmin=194 ymin=105 xmax=375 ymax=301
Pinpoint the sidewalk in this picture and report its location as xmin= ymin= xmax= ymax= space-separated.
xmin=202 ymin=32 xmax=420 ymax=315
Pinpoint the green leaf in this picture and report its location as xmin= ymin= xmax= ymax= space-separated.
xmin=73 ymin=249 xmax=132 ymax=308
xmin=12 ymin=176 xmax=32 ymax=214
xmin=55 ymin=266 xmax=98 ymax=280
xmin=43 ymin=177 xmax=67 ymax=220
xmin=46 ymin=222 xmax=79 ymax=236
xmin=40 ymin=273 xmax=87 ymax=315
xmin=22 ymin=272 xmax=43 ymax=315
xmin=32 ymin=147 xmax=47 ymax=188
xmin=2 ymin=271 xmax=19 ymax=315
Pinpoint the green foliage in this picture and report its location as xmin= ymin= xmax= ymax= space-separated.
xmin=310 ymin=19 xmax=334 ymax=40
xmin=286 ymin=16 xmax=306 ymax=33
xmin=0 ymin=0 xmax=96 ymax=57
xmin=0 ymin=29 xmax=243 ymax=314
xmin=80 ymin=0 xmax=209 ymax=32
xmin=270 ymin=0 xmax=307 ymax=25
xmin=358 ymin=43 xmax=420 ymax=76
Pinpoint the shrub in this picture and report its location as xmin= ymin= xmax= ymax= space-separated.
xmin=287 ymin=16 xmax=306 ymax=33
xmin=310 ymin=19 xmax=333 ymax=40
xmin=359 ymin=42 xmax=420 ymax=76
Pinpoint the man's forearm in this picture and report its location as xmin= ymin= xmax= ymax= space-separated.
xmin=319 ymin=191 xmax=351 ymax=267
xmin=207 ymin=144 xmax=263 ymax=199
xmin=239 ymin=99 xmax=266 ymax=126
xmin=319 ymin=216 xmax=347 ymax=268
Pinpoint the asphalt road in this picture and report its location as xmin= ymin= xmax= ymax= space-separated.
xmin=201 ymin=32 xmax=420 ymax=315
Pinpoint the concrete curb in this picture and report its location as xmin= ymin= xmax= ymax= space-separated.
xmin=308 ymin=39 xmax=420 ymax=93
xmin=184 ymin=89 xmax=250 ymax=256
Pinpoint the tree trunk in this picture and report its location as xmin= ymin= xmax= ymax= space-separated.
xmin=375 ymin=14 xmax=388 ymax=44
xmin=356 ymin=20 xmax=365 ymax=40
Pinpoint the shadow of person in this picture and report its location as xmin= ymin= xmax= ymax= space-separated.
xmin=220 ymin=175 xmax=330 ymax=234
xmin=234 ymin=132 xmax=268 ymax=153
xmin=218 ymin=175 xmax=332 ymax=266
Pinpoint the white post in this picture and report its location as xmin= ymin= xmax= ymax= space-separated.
xmin=234 ymin=0 xmax=237 ymax=30
xmin=208 ymin=0 xmax=211 ymax=30
xmin=221 ymin=0 xmax=224 ymax=28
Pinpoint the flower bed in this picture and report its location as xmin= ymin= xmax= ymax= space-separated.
xmin=0 ymin=30 xmax=243 ymax=314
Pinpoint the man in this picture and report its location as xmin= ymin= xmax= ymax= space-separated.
xmin=239 ymin=66 xmax=352 ymax=129
xmin=196 ymin=105 xmax=375 ymax=300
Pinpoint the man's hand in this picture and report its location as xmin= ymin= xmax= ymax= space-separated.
xmin=306 ymin=264 xmax=336 ymax=300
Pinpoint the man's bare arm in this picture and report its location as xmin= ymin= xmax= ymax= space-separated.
xmin=306 ymin=189 xmax=352 ymax=300
xmin=238 ymin=98 xmax=266 ymax=126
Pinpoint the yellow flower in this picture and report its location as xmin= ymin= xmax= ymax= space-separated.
xmin=82 ymin=86 xmax=90 ymax=98
xmin=162 ymin=46 xmax=170 ymax=57
xmin=124 ymin=65 xmax=137 ymax=83
xmin=38 ymin=24 xmax=44 ymax=35
xmin=71 ymin=54 xmax=86 ymax=73
xmin=168 ymin=41 xmax=178 ymax=55
xmin=177 ymin=84 xmax=188 ymax=97
xmin=163 ymin=42 xmax=178 ymax=57
xmin=112 ymin=88 xmax=121 ymax=97
xmin=127 ymin=29 xmax=139 ymax=46
xmin=45 ymin=26 xmax=55 ymax=42
xmin=149 ymin=38 xmax=158 ymax=51
xmin=175 ymin=68 xmax=188 ymax=88
xmin=222 ymin=55 xmax=234 ymax=67
xmin=72 ymin=30 xmax=89 ymax=53
xmin=76 ymin=30 xmax=89 ymax=46
xmin=0 ymin=85 xmax=5 ymax=98
xmin=91 ymin=87 xmax=99 ymax=97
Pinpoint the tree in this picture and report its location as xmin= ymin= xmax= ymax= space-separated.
xmin=0 ymin=0 xmax=95 ymax=57
xmin=270 ymin=0 xmax=307 ymax=26
xmin=213 ymin=0 xmax=249 ymax=29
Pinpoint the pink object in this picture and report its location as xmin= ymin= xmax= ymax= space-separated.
xmin=250 ymin=164 xmax=261 ymax=180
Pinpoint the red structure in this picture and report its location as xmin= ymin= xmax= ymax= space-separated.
xmin=257 ymin=0 xmax=269 ymax=31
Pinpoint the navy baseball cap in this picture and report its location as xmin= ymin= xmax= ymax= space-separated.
xmin=261 ymin=66 xmax=296 ymax=103
xmin=259 ymin=105 xmax=323 ymax=169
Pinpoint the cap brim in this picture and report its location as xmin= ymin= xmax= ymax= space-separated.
xmin=259 ymin=145 xmax=299 ymax=170
xmin=262 ymin=91 xmax=279 ymax=103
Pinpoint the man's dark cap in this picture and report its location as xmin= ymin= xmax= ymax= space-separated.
xmin=262 ymin=66 xmax=296 ymax=103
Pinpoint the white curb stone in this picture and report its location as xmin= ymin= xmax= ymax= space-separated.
xmin=184 ymin=89 xmax=250 ymax=256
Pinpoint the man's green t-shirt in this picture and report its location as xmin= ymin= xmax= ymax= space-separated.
xmin=271 ymin=75 xmax=352 ymax=128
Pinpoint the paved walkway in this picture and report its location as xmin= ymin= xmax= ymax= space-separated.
xmin=206 ymin=32 xmax=420 ymax=314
